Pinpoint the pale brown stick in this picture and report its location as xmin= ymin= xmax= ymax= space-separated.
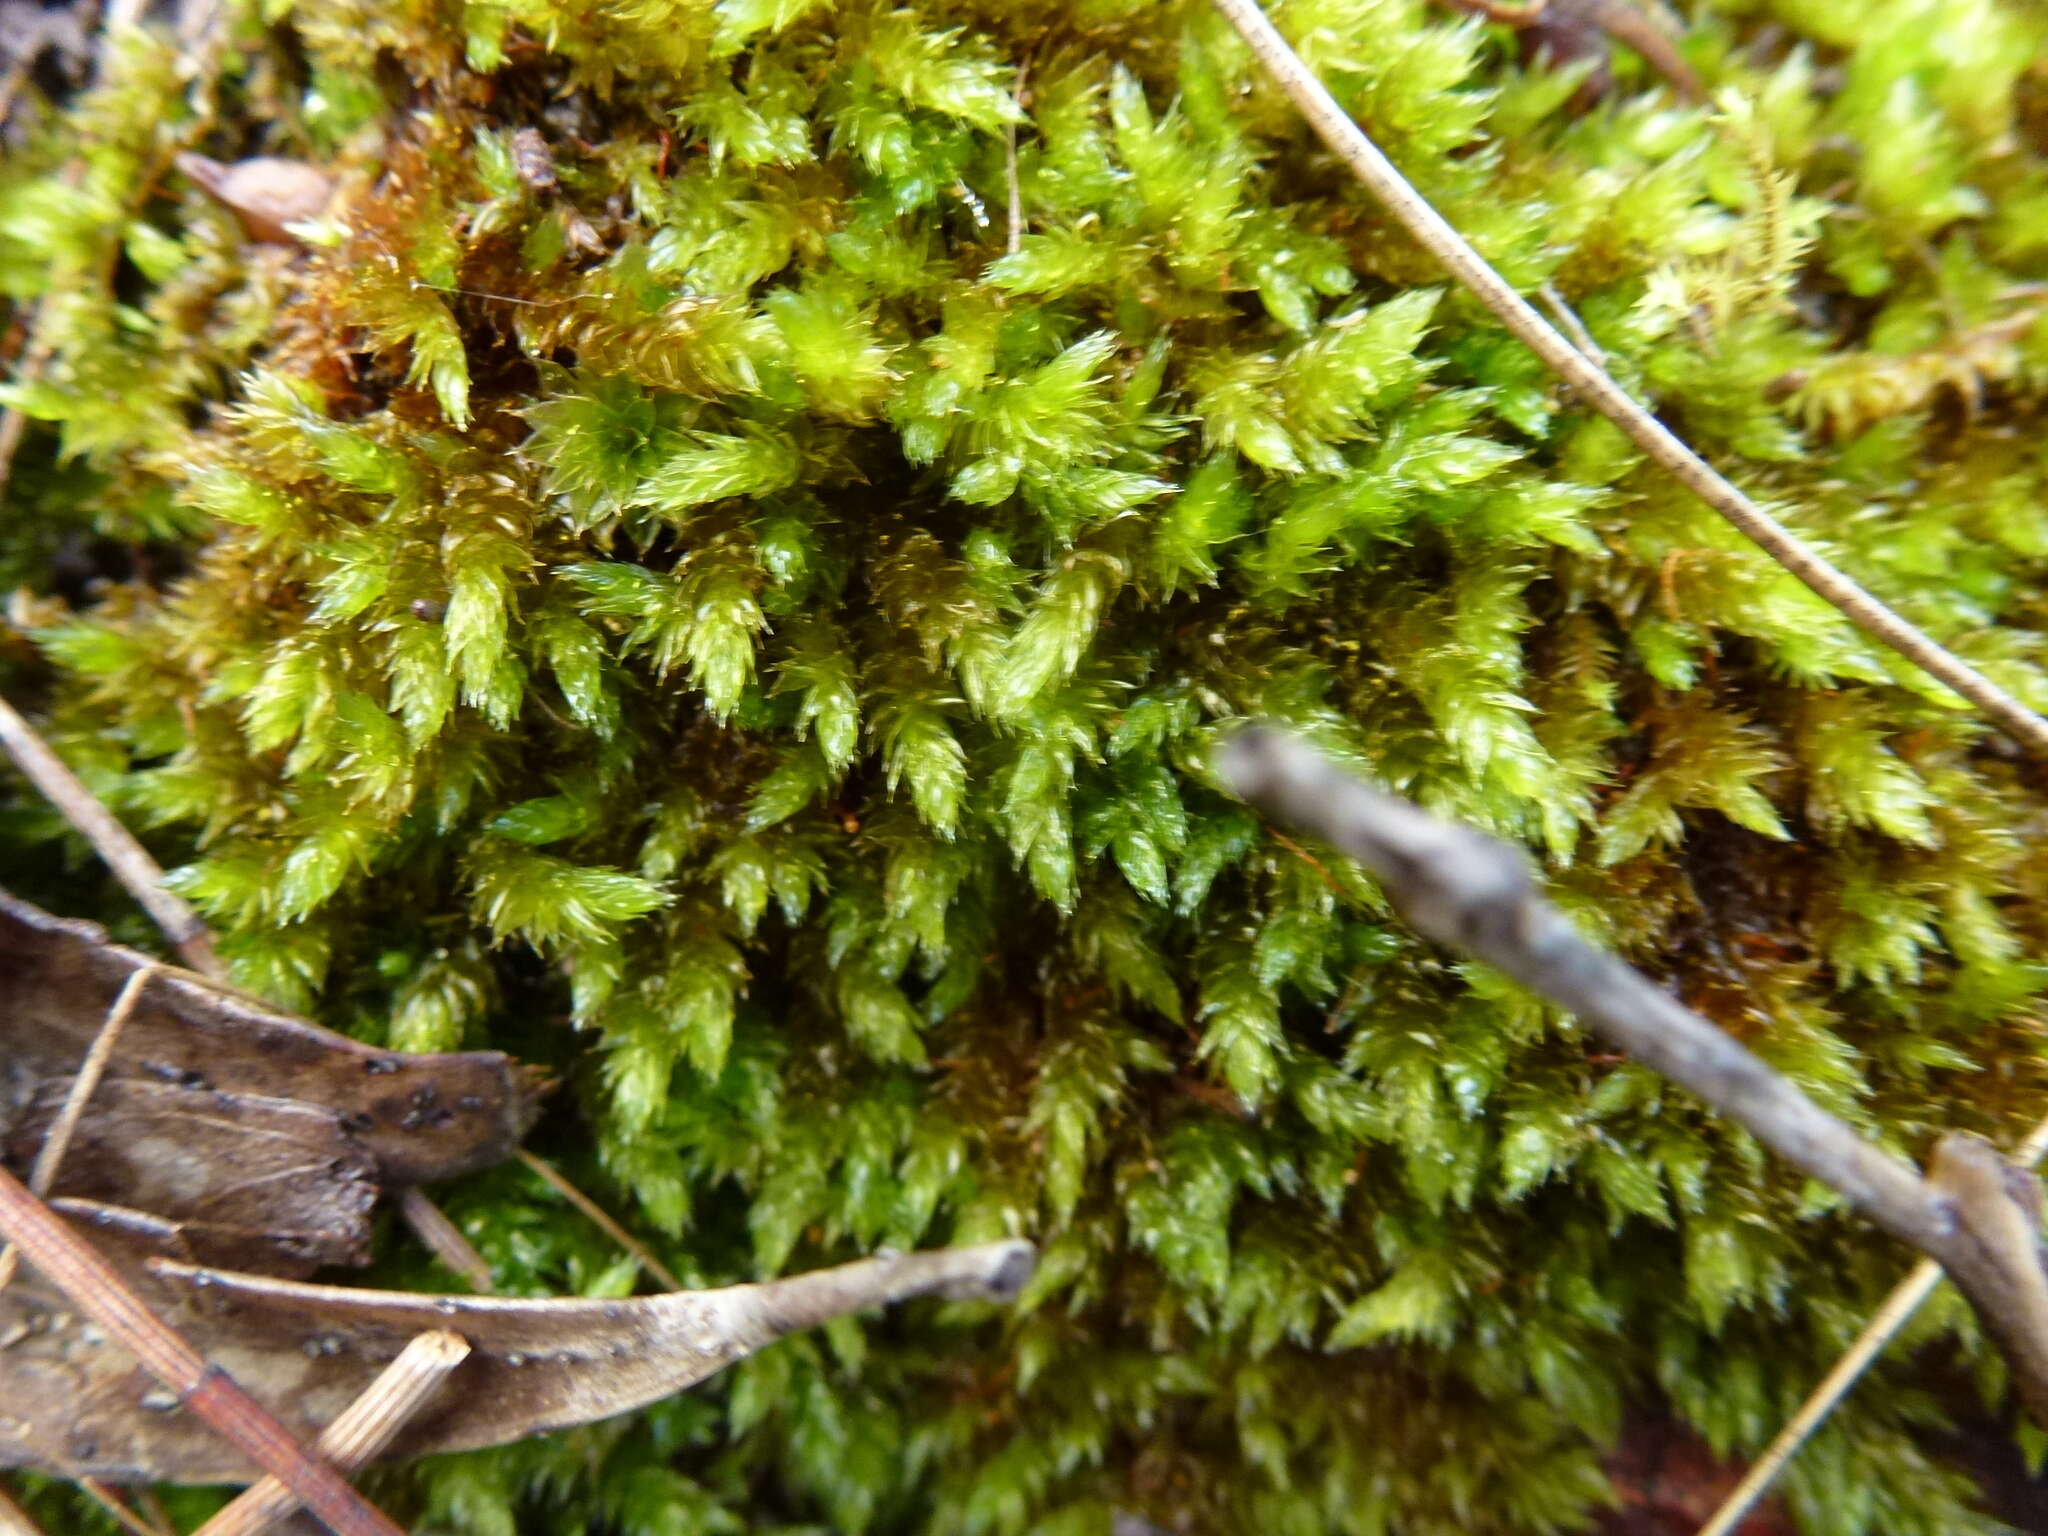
xmin=0 ymin=693 xmax=220 ymax=975
xmin=397 ymin=1186 xmax=494 ymax=1293
xmin=0 ymin=1162 xmax=408 ymax=1536
xmin=195 ymin=1330 xmax=471 ymax=1536
xmin=518 ymin=1148 xmax=685 ymax=1291
xmin=0 ymin=962 xmax=158 ymax=1291
xmin=1217 ymin=727 xmax=2048 ymax=1426
xmin=1209 ymin=0 xmax=2048 ymax=761
xmin=1696 ymin=1110 xmax=2048 ymax=1536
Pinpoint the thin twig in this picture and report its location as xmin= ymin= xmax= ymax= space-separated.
xmin=0 ymin=962 xmax=158 ymax=1292
xmin=0 ymin=1161 xmax=409 ymax=1536
xmin=1209 ymin=0 xmax=2048 ymax=761
xmin=0 ymin=693 xmax=221 ymax=975
xmin=195 ymin=1330 xmax=471 ymax=1536
xmin=396 ymin=1186 xmax=494 ymax=1293
xmin=1696 ymin=1110 xmax=2048 ymax=1536
xmin=518 ymin=1148 xmax=685 ymax=1291
xmin=72 ymin=1479 xmax=162 ymax=1536
xmin=1538 ymin=281 xmax=1604 ymax=366
xmin=1216 ymin=727 xmax=2048 ymax=1425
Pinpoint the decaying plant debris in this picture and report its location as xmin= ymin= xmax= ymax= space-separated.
xmin=0 ymin=890 xmax=544 ymax=1194
xmin=0 ymin=883 xmax=1034 ymax=1505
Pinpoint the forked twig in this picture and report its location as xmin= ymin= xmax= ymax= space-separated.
xmin=0 ymin=693 xmax=220 ymax=976
xmin=517 ymin=1148 xmax=685 ymax=1292
xmin=0 ymin=962 xmax=158 ymax=1292
xmin=1217 ymin=727 xmax=2048 ymax=1426
xmin=195 ymin=1330 xmax=471 ymax=1536
xmin=1209 ymin=0 xmax=2048 ymax=761
xmin=0 ymin=1161 xmax=409 ymax=1536
xmin=1696 ymin=1109 xmax=2048 ymax=1536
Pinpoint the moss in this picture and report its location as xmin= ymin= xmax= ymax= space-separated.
xmin=6 ymin=0 xmax=2048 ymax=1530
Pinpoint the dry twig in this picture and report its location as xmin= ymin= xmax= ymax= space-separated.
xmin=517 ymin=1148 xmax=684 ymax=1291
xmin=396 ymin=1186 xmax=494 ymax=1294
xmin=1217 ymin=727 xmax=2048 ymax=1426
xmin=1209 ymin=0 xmax=2048 ymax=761
xmin=0 ymin=694 xmax=220 ymax=975
xmin=196 ymin=1330 xmax=471 ymax=1536
xmin=0 ymin=1161 xmax=409 ymax=1536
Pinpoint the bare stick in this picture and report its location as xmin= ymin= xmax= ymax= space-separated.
xmin=1209 ymin=0 xmax=2048 ymax=761
xmin=1696 ymin=1109 xmax=2048 ymax=1536
xmin=0 ymin=1162 xmax=409 ymax=1536
xmin=518 ymin=1148 xmax=685 ymax=1292
xmin=0 ymin=693 xmax=221 ymax=975
xmin=196 ymin=1330 xmax=470 ymax=1536
xmin=396 ymin=1187 xmax=494 ymax=1294
xmin=1216 ymin=726 xmax=2048 ymax=1425
xmin=0 ymin=962 xmax=158 ymax=1291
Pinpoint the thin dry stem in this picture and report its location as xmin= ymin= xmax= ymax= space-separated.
xmin=1696 ymin=1111 xmax=2048 ymax=1536
xmin=1218 ymin=727 xmax=2048 ymax=1427
xmin=196 ymin=1330 xmax=471 ymax=1536
xmin=396 ymin=1186 xmax=495 ymax=1293
xmin=0 ymin=962 xmax=158 ymax=1292
xmin=73 ymin=1479 xmax=163 ymax=1536
xmin=1209 ymin=0 xmax=2048 ymax=760
xmin=0 ymin=694 xmax=220 ymax=975
xmin=518 ymin=1148 xmax=684 ymax=1291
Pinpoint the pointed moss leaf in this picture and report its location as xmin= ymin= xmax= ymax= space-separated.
xmin=1327 ymin=1254 xmax=1460 ymax=1348
xmin=986 ymin=228 xmax=1121 ymax=294
xmin=1196 ymin=945 xmax=1285 ymax=1110
xmin=1151 ymin=455 xmax=1251 ymax=596
xmin=869 ymin=11 xmax=1022 ymax=133
xmin=878 ymin=697 xmax=966 ymax=836
xmin=637 ymin=430 xmax=800 ymax=518
xmin=837 ymin=963 xmax=928 ymax=1065
xmin=276 ymin=820 xmax=373 ymax=920
xmin=746 ymin=743 xmax=831 ymax=830
xmin=989 ymin=551 xmax=1123 ymax=719
xmin=468 ymin=840 xmax=670 ymax=948
xmin=488 ymin=793 xmax=596 ymax=845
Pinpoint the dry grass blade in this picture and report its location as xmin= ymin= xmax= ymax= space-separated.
xmin=1209 ymin=0 xmax=2048 ymax=761
xmin=1696 ymin=1110 xmax=2048 ymax=1536
xmin=517 ymin=1149 xmax=684 ymax=1292
xmin=0 ymin=1161 xmax=408 ymax=1536
xmin=196 ymin=1330 xmax=471 ymax=1536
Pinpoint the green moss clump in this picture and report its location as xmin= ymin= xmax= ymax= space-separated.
xmin=7 ymin=0 xmax=2048 ymax=1530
